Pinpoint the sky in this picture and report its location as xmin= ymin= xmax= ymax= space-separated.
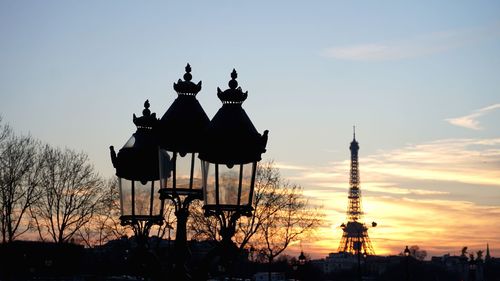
xmin=1 ymin=0 xmax=499 ymax=259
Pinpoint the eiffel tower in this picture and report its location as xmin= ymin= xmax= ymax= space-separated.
xmin=338 ymin=127 xmax=376 ymax=255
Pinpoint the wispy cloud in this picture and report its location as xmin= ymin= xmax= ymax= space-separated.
xmin=281 ymin=137 xmax=500 ymax=189
xmin=275 ymin=162 xmax=310 ymax=171
xmin=446 ymin=103 xmax=500 ymax=130
xmin=365 ymin=138 xmax=500 ymax=186
xmin=322 ymin=23 xmax=500 ymax=61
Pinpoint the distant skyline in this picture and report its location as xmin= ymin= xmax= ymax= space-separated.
xmin=1 ymin=1 xmax=499 ymax=258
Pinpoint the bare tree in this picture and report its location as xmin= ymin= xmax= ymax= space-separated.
xmin=32 ymin=145 xmax=105 ymax=243
xmin=461 ymin=246 xmax=468 ymax=257
xmin=188 ymin=199 xmax=219 ymax=241
xmin=187 ymin=161 xmax=282 ymax=247
xmin=0 ymin=117 xmax=10 ymax=143
xmin=188 ymin=161 xmax=323 ymax=263
xmin=408 ymin=245 xmax=427 ymax=261
xmin=476 ymin=250 xmax=483 ymax=261
xmin=256 ymin=183 xmax=322 ymax=264
xmin=75 ymin=178 xmax=127 ymax=247
xmin=0 ymin=120 xmax=43 ymax=243
xmin=233 ymin=161 xmax=282 ymax=250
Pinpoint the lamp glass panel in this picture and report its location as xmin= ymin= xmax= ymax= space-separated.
xmin=134 ymin=181 xmax=152 ymax=216
xmin=174 ymin=152 xmax=203 ymax=190
xmin=218 ymin=165 xmax=240 ymax=206
xmin=119 ymin=178 xmax=132 ymax=216
xmin=203 ymin=161 xmax=216 ymax=205
xmin=132 ymin=180 xmax=161 ymax=216
xmin=240 ymin=162 xmax=255 ymax=206
xmin=123 ymin=135 xmax=135 ymax=148
xmin=151 ymin=181 xmax=162 ymax=216
xmin=159 ymin=149 xmax=172 ymax=189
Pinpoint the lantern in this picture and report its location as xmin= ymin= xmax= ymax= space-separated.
xmin=110 ymin=100 xmax=168 ymax=231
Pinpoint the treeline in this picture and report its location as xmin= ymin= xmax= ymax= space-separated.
xmin=0 ymin=117 xmax=125 ymax=245
xmin=0 ymin=117 xmax=323 ymax=260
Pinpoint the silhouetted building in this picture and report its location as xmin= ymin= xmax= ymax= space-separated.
xmin=430 ymin=253 xmax=488 ymax=281
xmin=338 ymin=128 xmax=375 ymax=255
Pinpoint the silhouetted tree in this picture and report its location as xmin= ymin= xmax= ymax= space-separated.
xmin=189 ymin=200 xmax=218 ymax=241
xmin=31 ymin=146 xmax=105 ymax=243
xmin=150 ymin=203 xmax=176 ymax=249
xmin=75 ymin=178 xmax=127 ymax=247
xmin=234 ymin=161 xmax=283 ymax=250
xmin=408 ymin=245 xmax=427 ymax=261
xmin=0 ymin=119 xmax=43 ymax=243
xmin=188 ymin=162 xmax=323 ymax=251
xmin=255 ymin=181 xmax=323 ymax=281
xmin=188 ymin=161 xmax=284 ymax=249
xmin=476 ymin=250 xmax=483 ymax=261
xmin=188 ymin=161 xmax=323 ymax=281
xmin=461 ymin=246 xmax=468 ymax=257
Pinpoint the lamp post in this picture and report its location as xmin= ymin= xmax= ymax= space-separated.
xmin=469 ymin=255 xmax=476 ymax=281
xmin=362 ymin=250 xmax=367 ymax=278
xmin=292 ymin=262 xmax=298 ymax=281
xmin=298 ymin=251 xmax=306 ymax=266
xmin=199 ymin=69 xmax=269 ymax=276
xmin=110 ymin=100 xmax=168 ymax=277
xmin=297 ymin=251 xmax=306 ymax=281
xmin=404 ymin=245 xmax=410 ymax=281
xmin=157 ymin=64 xmax=210 ymax=281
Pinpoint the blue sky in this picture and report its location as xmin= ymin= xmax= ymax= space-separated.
xmin=1 ymin=1 xmax=499 ymax=257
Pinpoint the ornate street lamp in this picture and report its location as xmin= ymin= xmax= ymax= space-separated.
xmin=404 ymin=245 xmax=411 ymax=281
xmin=296 ymin=251 xmax=306 ymax=281
xmin=157 ymin=64 xmax=210 ymax=280
xmin=404 ymin=245 xmax=410 ymax=257
xmin=110 ymin=100 xmax=168 ymax=246
xmin=199 ymin=69 xmax=268 ymax=270
xmin=298 ymin=251 xmax=306 ymax=266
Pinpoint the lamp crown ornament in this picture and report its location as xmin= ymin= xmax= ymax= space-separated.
xmin=217 ymin=68 xmax=248 ymax=104
xmin=173 ymin=63 xmax=202 ymax=96
xmin=133 ymin=100 xmax=157 ymax=129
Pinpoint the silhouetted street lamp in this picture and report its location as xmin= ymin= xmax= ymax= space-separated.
xmin=110 ymin=100 xmax=168 ymax=279
xmin=298 ymin=251 xmax=306 ymax=266
xmin=110 ymin=66 xmax=268 ymax=280
xmin=157 ymin=64 xmax=210 ymax=281
xmin=199 ymin=69 xmax=268 ymax=275
xmin=363 ymin=250 xmax=368 ymax=277
xmin=404 ymin=245 xmax=411 ymax=281
xmin=292 ymin=262 xmax=298 ymax=281
xmin=294 ymin=251 xmax=306 ymax=281
xmin=110 ymin=100 xmax=167 ymax=246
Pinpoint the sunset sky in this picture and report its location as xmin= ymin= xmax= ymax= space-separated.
xmin=1 ymin=1 xmax=499 ymax=259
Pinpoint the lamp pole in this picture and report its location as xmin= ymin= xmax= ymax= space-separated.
xmin=110 ymin=100 xmax=168 ymax=279
xmin=404 ymin=245 xmax=410 ymax=281
xmin=469 ymin=255 xmax=476 ymax=281
xmin=199 ymin=69 xmax=269 ymax=279
xmin=110 ymin=66 xmax=268 ymax=281
xmin=157 ymin=64 xmax=210 ymax=281
xmin=363 ymin=251 xmax=367 ymax=278
xmin=298 ymin=251 xmax=306 ymax=281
